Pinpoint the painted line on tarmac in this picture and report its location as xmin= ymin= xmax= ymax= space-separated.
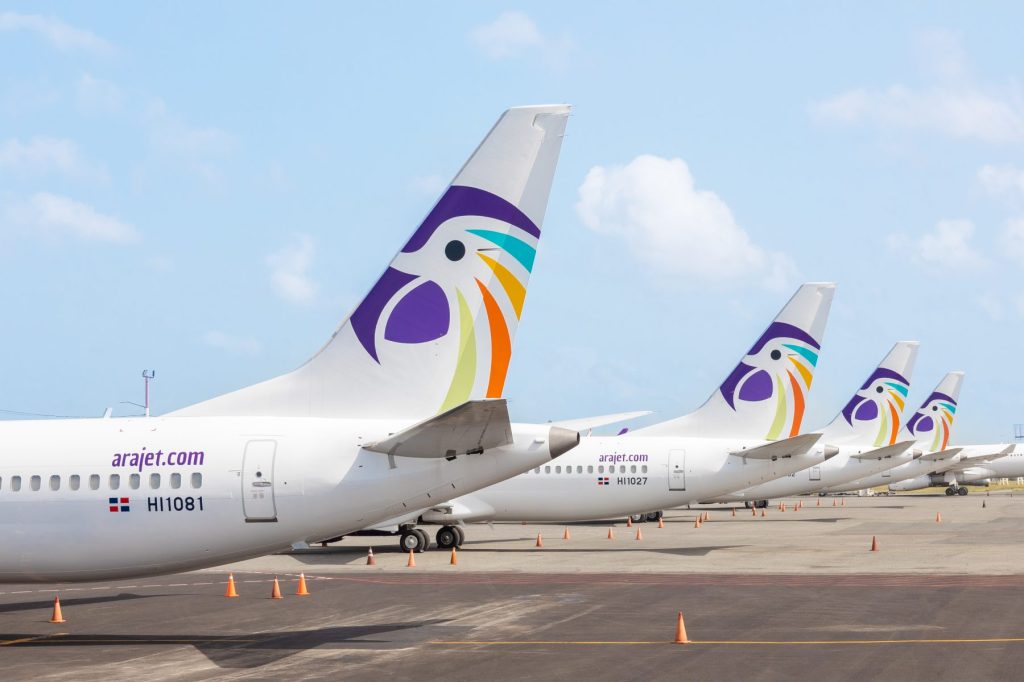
xmin=431 ymin=637 xmax=1024 ymax=646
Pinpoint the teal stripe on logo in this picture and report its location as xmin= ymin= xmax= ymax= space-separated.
xmin=783 ymin=344 xmax=818 ymax=367
xmin=467 ymin=229 xmax=536 ymax=272
xmin=884 ymin=381 xmax=909 ymax=397
xmin=939 ymin=401 xmax=956 ymax=413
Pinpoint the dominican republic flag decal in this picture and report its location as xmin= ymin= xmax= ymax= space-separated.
xmin=108 ymin=497 xmax=130 ymax=512
xmin=597 ymin=477 xmax=610 ymax=485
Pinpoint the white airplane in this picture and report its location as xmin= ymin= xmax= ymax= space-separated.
xmin=887 ymin=443 xmax=1019 ymax=495
xmin=819 ymin=371 xmax=965 ymax=495
xmin=0 ymin=104 xmax=581 ymax=582
xmin=371 ymin=282 xmax=841 ymax=550
xmin=704 ymin=341 xmax=920 ymax=505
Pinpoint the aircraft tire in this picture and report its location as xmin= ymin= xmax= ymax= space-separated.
xmin=399 ymin=530 xmax=423 ymax=552
xmin=958 ymin=487 xmax=968 ymax=496
xmin=945 ymin=487 xmax=956 ymax=496
xmin=452 ymin=526 xmax=465 ymax=546
xmin=435 ymin=526 xmax=458 ymax=549
xmin=413 ymin=528 xmax=430 ymax=551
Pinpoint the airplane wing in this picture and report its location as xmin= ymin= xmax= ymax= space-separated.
xmin=550 ymin=411 xmax=652 ymax=433
xmin=942 ymin=444 xmax=1015 ymax=471
xmin=848 ymin=440 xmax=916 ymax=460
xmin=917 ymin=447 xmax=963 ymax=462
xmin=729 ymin=432 xmax=823 ymax=460
xmin=365 ymin=399 xmax=512 ymax=459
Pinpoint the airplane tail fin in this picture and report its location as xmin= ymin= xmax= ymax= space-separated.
xmin=821 ymin=341 xmax=919 ymax=446
xmin=173 ymin=105 xmax=571 ymax=419
xmin=903 ymin=371 xmax=964 ymax=452
xmin=633 ymin=283 xmax=836 ymax=439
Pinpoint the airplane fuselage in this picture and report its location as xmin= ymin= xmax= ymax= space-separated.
xmin=0 ymin=416 xmax=559 ymax=582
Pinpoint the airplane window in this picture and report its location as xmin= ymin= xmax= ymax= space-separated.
xmin=555 ymin=466 xmax=562 ymax=474
xmin=619 ymin=466 xmax=626 ymax=474
xmin=11 ymin=476 xmax=21 ymax=492
xmin=150 ymin=473 xmax=160 ymax=489
xmin=642 ymin=465 xmax=648 ymax=474
xmin=69 ymin=475 xmax=80 ymax=491
xmin=49 ymin=475 xmax=60 ymax=491
xmin=110 ymin=474 xmax=120 ymax=490
xmin=544 ymin=466 xmax=551 ymax=474
xmin=587 ymin=466 xmax=594 ymax=473
xmin=0 ymin=476 xmax=2 ymax=490
xmin=129 ymin=473 xmax=141 ymax=490
xmin=190 ymin=472 xmax=203 ymax=489
xmin=630 ymin=465 xmax=637 ymax=474
xmin=170 ymin=473 xmax=181 ymax=489
xmin=532 ymin=468 xmax=539 ymax=474
xmin=89 ymin=474 xmax=100 ymax=490
xmin=30 ymin=475 xmax=41 ymax=491
xmin=577 ymin=466 xmax=583 ymax=474
xmin=598 ymin=465 xmax=604 ymax=473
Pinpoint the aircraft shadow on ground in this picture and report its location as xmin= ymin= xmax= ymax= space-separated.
xmin=0 ymin=592 xmax=161 ymax=614
xmin=0 ymin=619 xmax=452 ymax=668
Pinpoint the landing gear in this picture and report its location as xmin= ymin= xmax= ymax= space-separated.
xmin=629 ymin=513 xmax=645 ymax=524
xmin=435 ymin=525 xmax=463 ymax=549
xmin=945 ymin=487 xmax=956 ymax=496
xmin=756 ymin=500 xmax=769 ymax=509
xmin=645 ymin=511 xmax=664 ymax=522
xmin=958 ymin=487 xmax=968 ymax=496
xmin=399 ymin=527 xmax=430 ymax=552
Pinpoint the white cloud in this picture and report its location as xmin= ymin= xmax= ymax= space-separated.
xmin=812 ymin=31 xmax=1024 ymax=144
xmin=0 ymin=136 xmax=107 ymax=181
xmin=267 ymin=235 xmax=317 ymax=305
xmin=75 ymin=73 xmax=123 ymax=113
xmin=4 ymin=192 xmax=139 ymax=243
xmin=0 ymin=12 xmax=114 ymax=54
xmin=1000 ymin=218 xmax=1024 ymax=261
xmin=470 ymin=11 xmax=543 ymax=59
xmin=978 ymin=164 xmax=1024 ymax=200
xmin=203 ymin=330 xmax=261 ymax=356
xmin=576 ymin=154 xmax=796 ymax=289
xmin=887 ymin=219 xmax=986 ymax=269
xmin=144 ymin=99 xmax=235 ymax=157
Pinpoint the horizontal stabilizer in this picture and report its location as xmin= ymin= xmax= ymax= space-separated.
xmin=550 ymin=411 xmax=652 ymax=433
xmin=365 ymin=399 xmax=512 ymax=459
xmin=918 ymin=447 xmax=963 ymax=462
xmin=954 ymin=444 xmax=1015 ymax=467
xmin=730 ymin=432 xmax=823 ymax=460
xmin=848 ymin=440 xmax=916 ymax=461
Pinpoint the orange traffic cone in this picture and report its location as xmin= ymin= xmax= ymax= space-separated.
xmin=224 ymin=573 xmax=239 ymax=598
xmin=366 ymin=548 xmax=376 ymax=566
xmin=841 ymin=498 xmax=846 ymax=507
xmin=607 ymin=527 xmax=615 ymax=540
xmin=694 ymin=517 xmax=701 ymax=529
xmin=832 ymin=499 xmax=837 ymax=507
xmin=817 ymin=498 xmax=821 ymax=507
xmin=870 ymin=536 xmax=878 ymax=552
xmin=626 ymin=517 xmax=633 ymax=528
xmin=450 ymin=548 xmax=458 ymax=566
xmin=674 ymin=611 xmax=689 ymax=644
xmin=732 ymin=508 xmax=736 ymax=517
xmin=271 ymin=577 xmax=283 ymax=600
xmin=49 ymin=596 xmax=66 ymax=623
xmin=752 ymin=507 xmax=757 ymax=517
xmin=704 ymin=511 xmax=710 ymax=522
xmin=781 ymin=502 xmax=786 ymax=512
xmin=636 ymin=527 xmax=643 ymax=541
xmin=296 ymin=573 xmax=310 ymax=596
xmin=761 ymin=508 xmax=766 ymax=517
xmin=658 ymin=517 xmax=665 ymax=529
xmin=407 ymin=550 xmax=416 ymax=567
xmin=563 ymin=527 xmax=571 ymax=540
xmin=536 ymin=533 xmax=544 ymax=548
xmin=936 ymin=512 xmax=942 ymax=523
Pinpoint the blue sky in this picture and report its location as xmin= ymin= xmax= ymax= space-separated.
xmin=1 ymin=3 xmax=1023 ymax=443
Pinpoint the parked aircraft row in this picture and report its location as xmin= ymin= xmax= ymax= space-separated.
xmin=1 ymin=105 xmax=1020 ymax=581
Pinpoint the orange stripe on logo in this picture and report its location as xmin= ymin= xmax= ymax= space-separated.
xmin=787 ymin=370 xmax=804 ymax=437
xmin=476 ymin=278 xmax=511 ymax=398
xmin=887 ymin=401 xmax=900 ymax=446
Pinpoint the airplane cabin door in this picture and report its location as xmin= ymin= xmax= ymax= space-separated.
xmin=669 ymin=450 xmax=686 ymax=491
xmin=242 ymin=440 xmax=278 ymax=522
xmin=809 ymin=466 xmax=821 ymax=481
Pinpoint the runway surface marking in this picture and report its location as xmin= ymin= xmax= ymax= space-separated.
xmin=431 ymin=637 xmax=1024 ymax=646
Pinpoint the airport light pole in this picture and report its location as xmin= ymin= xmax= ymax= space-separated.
xmin=143 ymin=370 xmax=155 ymax=417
